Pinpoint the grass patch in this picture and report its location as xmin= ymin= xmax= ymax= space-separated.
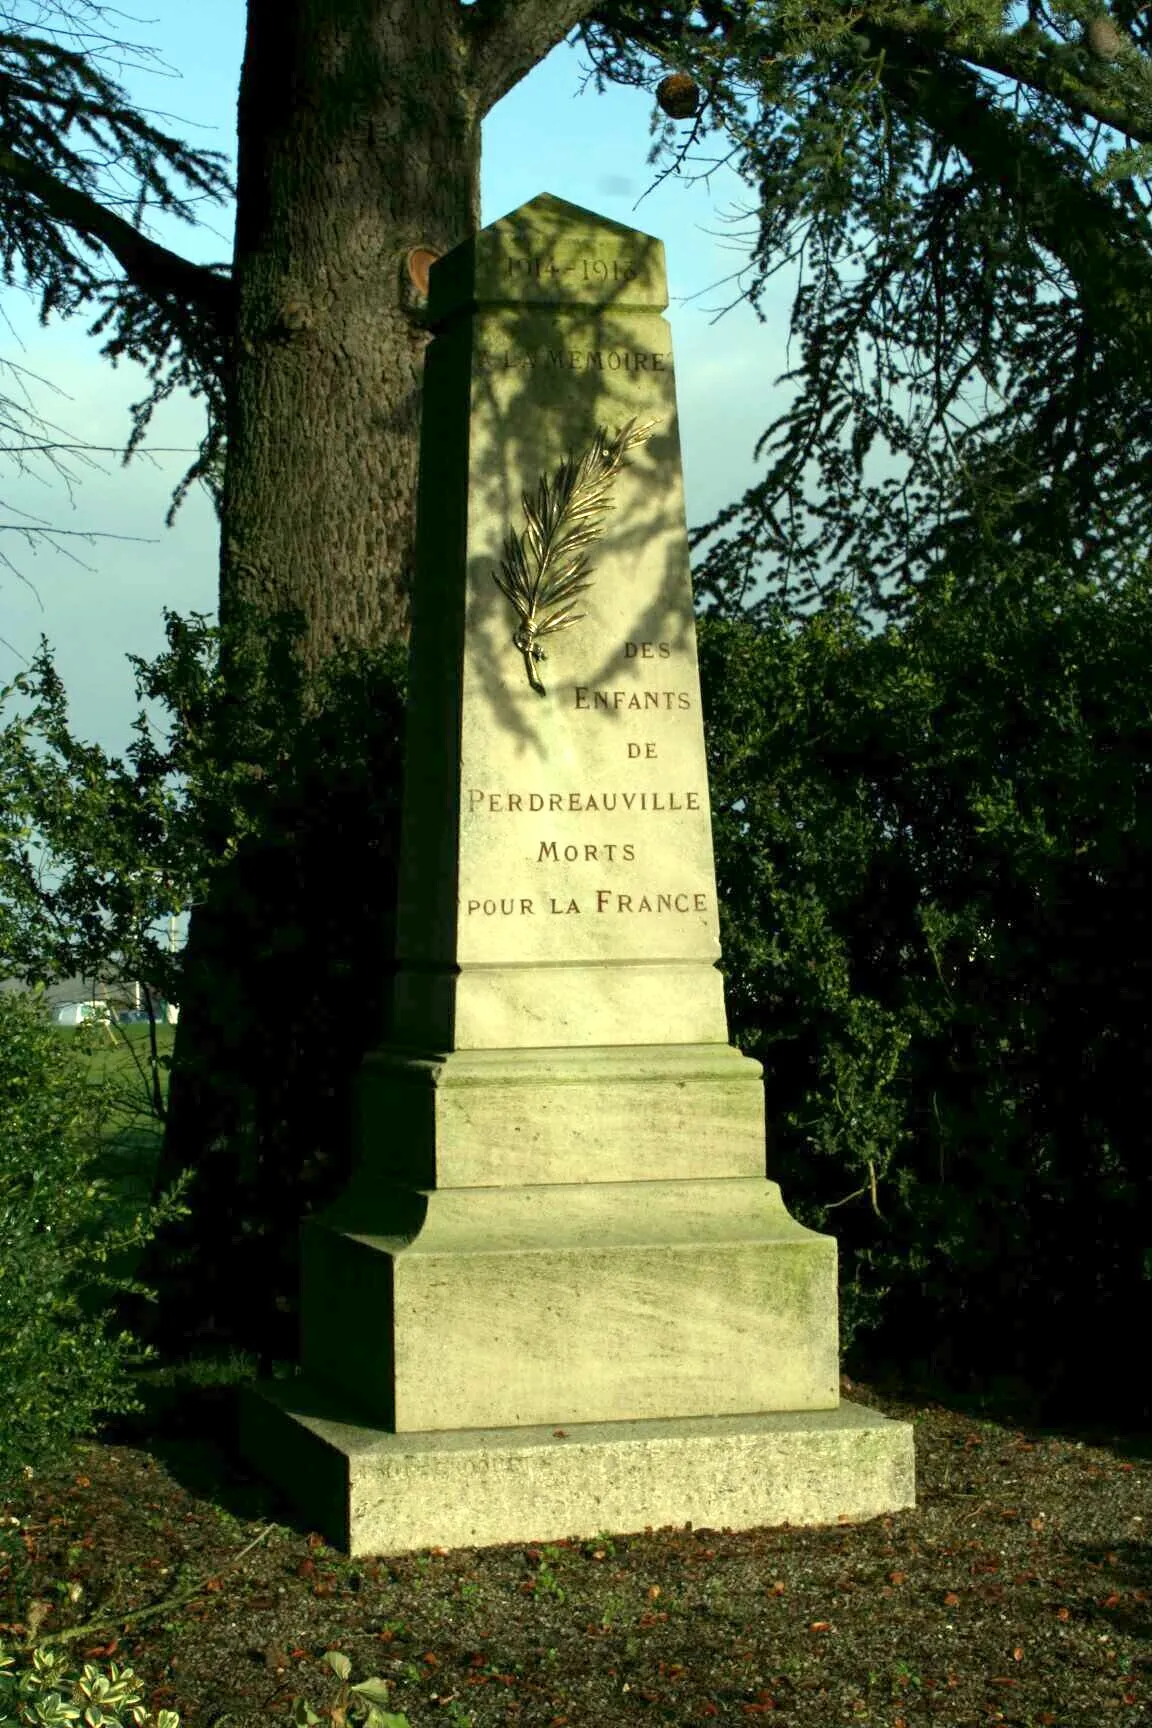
xmin=55 ymin=1018 xmax=175 ymax=1186
xmin=44 ymin=1018 xmax=179 ymax=1319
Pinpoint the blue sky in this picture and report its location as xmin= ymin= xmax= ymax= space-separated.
xmin=0 ymin=3 xmax=799 ymax=753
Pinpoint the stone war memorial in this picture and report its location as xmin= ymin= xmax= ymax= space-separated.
xmin=240 ymin=193 xmax=915 ymax=1555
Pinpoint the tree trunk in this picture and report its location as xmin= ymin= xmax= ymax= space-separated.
xmin=223 ymin=0 xmax=480 ymax=666
xmin=133 ymin=0 xmax=482 ymax=1368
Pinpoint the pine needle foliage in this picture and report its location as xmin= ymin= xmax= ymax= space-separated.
xmin=577 ymin=1 xmax=1152 ymax=619
xmin=0 ymin=2 xmax=232 ymax=518
xmin=0 ymin=28 xmax=229 ymax=310
xmin=492 ymin=416 xmax=655 ymax=694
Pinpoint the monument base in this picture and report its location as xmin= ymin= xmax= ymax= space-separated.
xmin=239 ymin=1377 xmax=915 ymax=1557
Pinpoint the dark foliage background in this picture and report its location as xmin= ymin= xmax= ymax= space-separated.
xmin=700 ymin=548 xmax=1152 ymax=1422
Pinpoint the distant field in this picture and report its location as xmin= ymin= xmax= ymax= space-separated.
xmin=53 ymin=1017 xmax=174 ymax=1068
xmin=55 ymin=1018 xmax=178 ymax=1237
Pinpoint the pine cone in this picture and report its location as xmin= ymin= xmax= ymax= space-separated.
xmin=656 ymin=73 xmax=701 ymax=119
xmin=1085 ymin=14 xmax=1128 ymax=59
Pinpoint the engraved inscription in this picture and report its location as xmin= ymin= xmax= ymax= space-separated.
xmin=476 ymin=348 xmax=669 ymax=373
xmin=505 ymin=255 xmax=638 ymax=283
xmin=575 ymin=688 xmax=691 ymax=710
xmin=467 ymin=474 xmax=712 ymax=930
xmin=468 ymin=789 xmax=700 ymax=813
xmin=464 ymin=639 xmax=709 ymax=919
xmin=596 ymin=891 xmax=708 ymax=913
xmin=463 ymin=891 xmax=709 ymax=918
xmin=467 ymin=898 xmax=536 ymax=916
xmin=538 ymin=842 xmax=636 ymax=862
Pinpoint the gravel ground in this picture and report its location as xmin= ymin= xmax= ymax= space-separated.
xmin=0 ymin=1374 xmax=1148 ymax=1727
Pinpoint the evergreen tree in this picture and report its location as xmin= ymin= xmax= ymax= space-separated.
xmin=582 ymin=1 xmax=1152 ymax=615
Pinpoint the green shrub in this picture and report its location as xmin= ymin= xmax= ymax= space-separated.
xmin=0 ymin=1642 xmax=413 ymax=1728
xmin=701 ymin=552 xmax=1152 ymax=1415
xmin=0 ymin=990 xmax=192 ymax=1494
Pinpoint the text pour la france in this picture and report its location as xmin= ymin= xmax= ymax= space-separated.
xmin=465 ymin=891 xmax=709 ymax=917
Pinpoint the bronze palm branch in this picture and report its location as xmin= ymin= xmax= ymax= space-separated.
xmin=492 ymin=416 xmax=656 ymax=695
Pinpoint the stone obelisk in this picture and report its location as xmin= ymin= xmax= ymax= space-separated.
xmin=240 ymin=194 xmax=913 ymax=1555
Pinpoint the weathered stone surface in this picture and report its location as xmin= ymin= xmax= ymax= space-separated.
xmin=240 ymin=1386 xmax=916 ymax=1558
xmin=300 ymin=1178 xmax=839 ymax=1431
xmin=355 ymin=1044 xmax=767 ymax=1187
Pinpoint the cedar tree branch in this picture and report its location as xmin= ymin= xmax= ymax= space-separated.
xmin=871 ymin=28 xmax=1152 ymax=322
xmin=462 ymin=0 xmax=596 ymax=116
xmin=585 ymin=3 xmax=1152 ymax=148
xmin=869 ymin=11 xmax=1152 ymax=149
xmin=0 ymin=139 xmax=232 ymax=330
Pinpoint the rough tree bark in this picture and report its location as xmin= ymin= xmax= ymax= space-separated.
xmin=224 ymin=0 xmax=477 ymax=664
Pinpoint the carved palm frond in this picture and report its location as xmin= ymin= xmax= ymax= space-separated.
xmin=492 ymin=416 xmax=656 ymax=694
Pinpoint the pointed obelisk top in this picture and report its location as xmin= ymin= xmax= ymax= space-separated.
xmin=427 ymin=191 xmax=668 ymax=323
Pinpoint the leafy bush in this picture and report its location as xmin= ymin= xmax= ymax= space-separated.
xmin=0 ymin=1642 xmax=413 ymax=1728
xmin=1 ymin=607 xmax=409 ymax=1369
xmin=0 ymin=990 xmax=192 ymax=1494
xmin=288 ymin=1649 xmax=409 ymax=1726
xmin=0 ymin=1641 xmax=179 ymax=1727
xmin=701 ymin=551 xmax=1152 ymax=1415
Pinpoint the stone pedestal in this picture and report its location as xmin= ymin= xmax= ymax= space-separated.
xmin=239 ymin=193 xmax=914 ymax=1553
xmin=241 ymin=1391 xmax=911 ymax=1559
xmin=298 ymin=1173 xmax=838 ymax=1432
